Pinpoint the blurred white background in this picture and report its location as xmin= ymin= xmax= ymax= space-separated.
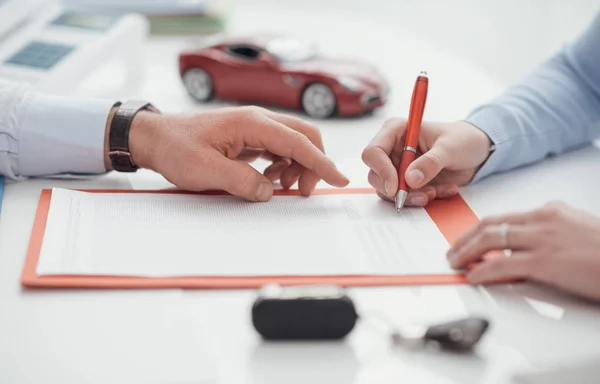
xmin=82 ymin=0 xmax=600 ymax=113
xmin=236 ymin=0 xmax=599 ymax=85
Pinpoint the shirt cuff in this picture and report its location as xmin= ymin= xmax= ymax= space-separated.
xmin=18 ymin=92 xmax=114 ymax=177
xmin=466 ymin=104 xmax=515 ymax=183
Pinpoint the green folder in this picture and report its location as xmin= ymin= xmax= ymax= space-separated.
xmin=148 ymin=13 xmax=226 ymax=35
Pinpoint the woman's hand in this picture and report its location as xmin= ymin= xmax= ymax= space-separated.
xmin=361 ymin=119 xmax=492 ymax=206
xmin=124 ymin=106 xmax=349 ymax=201
xmin=448 ymin=201 xmax=600 ymax=301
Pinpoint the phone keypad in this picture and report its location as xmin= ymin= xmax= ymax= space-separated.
xmin=4 ymin=41 xmax=75 ymax=70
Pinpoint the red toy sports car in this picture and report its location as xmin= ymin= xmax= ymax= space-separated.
xmin=178 ymin=35 xmax=389 ymax=118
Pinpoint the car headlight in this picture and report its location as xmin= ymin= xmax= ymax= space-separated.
xmin=337 ymin=76 xmax=363 ymax=92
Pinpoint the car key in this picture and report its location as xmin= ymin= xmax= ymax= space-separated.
xmin=392 ymin=316 xmax=490 ymax=351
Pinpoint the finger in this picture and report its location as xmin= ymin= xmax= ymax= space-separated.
xmin=259 ymin=150 xmax=281 ymax=162
xmin=376 ymin=190 xmax=393 ymax=202
xmin=434 ymin=184 xmax=459 ymax=199
xmin=448 ymin=211 xmax=536 ymax=255
xmin=263 ymin=110 xmax=325 ymax=151
xmin=262 ymin=112 xmax=324 ymax=195
xmin=298 ymin=169 xmax=320 ymax=196
xmin=238 ymin=111 xmax=349 ymax=187
xmin=368 ymin=170 xmax=438 ymax=206
xmin=362 ymin=118 xmax=407 ymax=197
xmin=211 ymin=155 xmax=273 ymax=202
xmin=263 ymin=158 xmax=292 ymax=182
xmin=403 ymin=192 xmax=430 ymax=207
xmin=404 ymin=142 xmax=455 ymax=189
xmin=237 ymin=148 xmax=264 ymax=162
xmin=404 ymin=186 xmax=436 ymax=207
xmin=378 ymin=191 xmax=431 ymax=207
xmin=367 ymin=170 xmax=393 ymax=198
xmin=281 ymin=162 xmax=303 ymax=189
xmin=401 ymin=185 xmax=456 ymax=206
xmin=362 ymin=148 xmax=398 ymax=197
xmin=259 ymin=107 xmax=346 ymax=201
xmin=370 ymin=170 xmax=456 ymax=207
xmin=366 ymin=117 xmax=407 ymax=155
xmin=466 ymin=252 xmax=535 ymax=284
xmin=449 ymin=224 xmax=538 ymax=269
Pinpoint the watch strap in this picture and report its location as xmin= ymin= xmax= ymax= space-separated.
xmin=108 ymin=100 xmax=159 ymax=172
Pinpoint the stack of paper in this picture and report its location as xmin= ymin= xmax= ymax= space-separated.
xmin=62 ymin=0 xmax=208 ymax=16
xmin=36 ymin=188 xmax=456 ymax=278
xmin=61 ymin=0 xmax=227 ymax=34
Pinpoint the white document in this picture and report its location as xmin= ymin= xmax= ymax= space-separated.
xmin=36 ymin=188 xmax=456 ymax=277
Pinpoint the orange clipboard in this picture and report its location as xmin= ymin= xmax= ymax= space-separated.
xmin=21 ymin=188 xmax=478 ymax=289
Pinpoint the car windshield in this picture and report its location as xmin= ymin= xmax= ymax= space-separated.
xmin=266 ymin=38 xmax=317 ymax=63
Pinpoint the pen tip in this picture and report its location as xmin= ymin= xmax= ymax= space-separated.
xmin=395 ymin=190 xmax=408 ymax=212
xmin=419 ymin=70 xmax=428 ymax=77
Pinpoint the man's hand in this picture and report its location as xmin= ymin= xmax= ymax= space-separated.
xmin=111 ymin=106 xmax=349 ymax=201
xmin=448 ymin=202 xmax=600 ymax=301
xmin=361 ymin=119 xmax=493 ymax=206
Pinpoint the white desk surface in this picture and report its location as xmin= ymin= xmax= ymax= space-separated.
xmin=3 ymin=2 xmax=600 ymax=383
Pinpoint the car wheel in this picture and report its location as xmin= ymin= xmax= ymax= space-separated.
xmin=183 ymin=68 xmax=214 ymax=102
xmin=302 ymin=83 xmax=336 ymax=118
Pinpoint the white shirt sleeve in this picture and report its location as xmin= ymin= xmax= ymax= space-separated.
xmin=0 ymin=79 xmax=114 ymax=180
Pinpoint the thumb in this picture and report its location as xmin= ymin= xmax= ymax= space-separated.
xmin=214 ymin=157 xmax=273 ymax=202
xmin=405 ymin=143 xmax=453 ymax=189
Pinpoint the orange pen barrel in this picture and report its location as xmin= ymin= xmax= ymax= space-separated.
xmin=398 ymin=150 xmax=417 ymax=192
xmin=398 ymin=73 xmax=429 ymax=195
xmin=405 ymin=75 xmax=428 ymax=149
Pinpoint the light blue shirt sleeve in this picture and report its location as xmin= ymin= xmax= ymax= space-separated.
xmin=467 ymin=12 xmax=600 ymax=182
xmin=0 ymin=79 xmax=114 ymax=180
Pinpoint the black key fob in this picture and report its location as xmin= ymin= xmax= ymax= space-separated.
xmin=252 ymin=284 xmax=358 ymax=340
xmin=424 ymin=317 xmax=490 ymax=350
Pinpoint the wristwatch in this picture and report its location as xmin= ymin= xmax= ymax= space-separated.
xmin=108 ymin=100 xmax=160 ymax=172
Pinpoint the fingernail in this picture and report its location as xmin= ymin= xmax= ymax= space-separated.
xmin=271 ymin=162 xmax=286 ymax=173
xmin=443 ymin=185 xmax=458 ymax=196
xmin=408 ymin=196 xmax=426 ymax=206
xmin=449 ymin=254 xmax=461 ymax=269
xmin=424 ymin=186 xmax=436 ymax=199
xmin=384 ymin=181 xmax=394 ymax=197
xmin=449 ymin=255 xmax=457 ymax=267
xmin=256 ymin=182 xmax=272 ymax=201
xmin=407 ymin=169 xmax=424 ymax=185
xmin=265 ymin=171 xmax=278 ymax=182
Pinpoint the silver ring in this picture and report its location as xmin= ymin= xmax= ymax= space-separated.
xmin=498 ymin=223 xmax=509 ymax=250
xmin=403 ymin=146 xmax=417 ymax=153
